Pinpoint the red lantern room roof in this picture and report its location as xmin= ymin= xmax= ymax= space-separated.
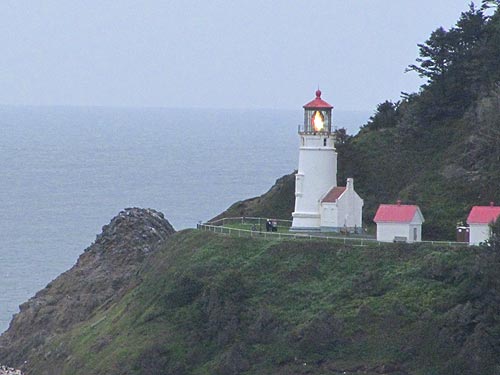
xmin=303 ymin=89 xmax=333 ymax=109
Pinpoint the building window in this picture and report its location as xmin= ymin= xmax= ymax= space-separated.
xmin=413 ymin=227 xmax=417 ymax=241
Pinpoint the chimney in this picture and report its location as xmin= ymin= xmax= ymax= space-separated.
xmin=346 ymin=178 xmax=353 ymax=190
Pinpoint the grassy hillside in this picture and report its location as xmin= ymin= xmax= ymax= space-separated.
xmin=210 ymin=172 xmax=295 ymax=222
xmin=27 ymin=230 xmax=500 ymax=375
xmin=336 ymin=3 xmax=500 ymax=240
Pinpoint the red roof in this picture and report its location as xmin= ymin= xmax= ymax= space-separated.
xmin=303 ymin=89 xmax=333 ymax=109
xmin=373 ymin=203 xmax=423 ymax=223
xmin=322 ymin=186 xmax=346 ymax=203
xmin=467 ymin=205 xmax=500 ymax=224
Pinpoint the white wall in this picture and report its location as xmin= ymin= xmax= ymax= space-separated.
xmin=408 ymin=224 xmax=422 ymax=242
xmin=292 ymin=134 xmax=337 ymax=230
xmin=336 ymin=179 xmax=363 ymax=229
xmin=320 ymin=180 xmax=363 ymax=231
xmin=376 ymin=211 xmax=423 ymax=243
xmin=320 ymin=203 xmax=338 ymax=228
xmin=469 ymin=223 xmax=491 ymax=245
xmin=377 ymin=222 xmax=411 ymax=242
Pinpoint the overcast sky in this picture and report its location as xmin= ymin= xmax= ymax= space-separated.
xmin=0 ymin=1 xmax=480 ymax=111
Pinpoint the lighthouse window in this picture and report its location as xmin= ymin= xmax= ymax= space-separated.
xmin=296 ymin=174 xmax=303 ymax=194
xmin=323 ymin=138 xmax=327 ymax=146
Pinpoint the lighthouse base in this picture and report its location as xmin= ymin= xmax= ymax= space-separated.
xmin=290 ymin=212 xmax=321 ymax=232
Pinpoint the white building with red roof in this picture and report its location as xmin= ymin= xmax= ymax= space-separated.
xmin=373 ymin=201 xmax=424 ymax=243
xmin=320 ymin=178 xmax=363 ymax=231
xmin=291 ymin=90 xmax=363 ymax=232
xmin=466 ymin=203 xmax=500 ymax=245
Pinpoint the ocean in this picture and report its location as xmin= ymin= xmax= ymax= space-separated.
xmin=0 ymin=105 xmax=369 ymax=332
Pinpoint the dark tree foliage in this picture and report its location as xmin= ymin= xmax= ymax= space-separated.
xmin=362 ymin=101 xmax=399 ymax=131
xmin=341 ymin=4 xmax=500 ymax=239
xmin=403 ymin=1 xmax=500 ymax=121
xmin=406 ymin=3 xmax=492 ymax=118
xmin=407 ymin=4 xmax=487 ymax=84
xmin=333 ymin=127 xmax=350 ymax=145
xmin=407 ymin=26 xmax=454 ymax=82
xmin=485 ymin=216 xmax=500 ymax=250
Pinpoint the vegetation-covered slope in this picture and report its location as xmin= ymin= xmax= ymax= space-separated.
xmin=7 ymin=229 xmax=500 ymax=375
xmin=0 ymin=208 xmax=176 ymax=374
xmin=210 ymin=172 xmax=295 ymax=223
xmin=336 ymin=2 xmax=500 ymax=239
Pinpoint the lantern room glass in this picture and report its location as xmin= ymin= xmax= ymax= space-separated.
xmin=302 ymin=108 xmax=332 ymax=134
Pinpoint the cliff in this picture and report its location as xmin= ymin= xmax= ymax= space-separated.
xmin=1 ymin=218 xmax=500 ymax=374
xmin=0 ymin=208 xmax=175 ymax=374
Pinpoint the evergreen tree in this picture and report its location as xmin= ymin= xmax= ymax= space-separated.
xmin=362 ymin=101 xmax=399 ymax=131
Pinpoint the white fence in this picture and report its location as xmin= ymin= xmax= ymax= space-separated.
xmin=208 ymin=216 xmax=293 ymax=229
xmin=200 ymin=217 xmax=470 ymax=248
xmin=198 ymin=222 xmax=378 ymax=246
xmin=420 ymin=240 xmax=468 ymax=247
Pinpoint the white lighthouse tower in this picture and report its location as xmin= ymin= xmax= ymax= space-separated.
xmin=291 ymin=90 xmax=364 ymax=232
xmin=291 ymin=89 xmax=337 ymax=230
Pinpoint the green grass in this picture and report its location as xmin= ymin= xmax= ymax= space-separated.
xmin=31 ymin=229 xmax=500 ymax=375
xmin=223 ymin=221 xmax=291 ymax=233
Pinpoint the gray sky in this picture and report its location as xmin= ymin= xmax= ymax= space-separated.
xmin=0 ymin=1 xmax=478 ymax=111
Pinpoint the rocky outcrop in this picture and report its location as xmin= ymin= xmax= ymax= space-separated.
xmin=0 ymin=208 xmax=175 ymax=372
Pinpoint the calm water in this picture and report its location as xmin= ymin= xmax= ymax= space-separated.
xmin=0 ymin=105 xmax=369 ymax=331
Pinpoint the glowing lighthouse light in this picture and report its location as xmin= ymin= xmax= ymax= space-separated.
xmin=312 ymin=111 xmax=324 ymax=132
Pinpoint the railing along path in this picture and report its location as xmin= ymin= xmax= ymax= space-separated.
xmin=199 ymin=217 xmax=469 ymax=248
xmin=198 ymin=223 xmax=378 ymax=246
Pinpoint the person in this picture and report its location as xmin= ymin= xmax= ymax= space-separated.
xmin=266 ymin=219 xmax=271 ymax=232
xmin=272 ymin=219 xmax=278 ymax=232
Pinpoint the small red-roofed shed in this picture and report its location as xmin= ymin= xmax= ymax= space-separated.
xmin=373 ymin=201 xmax=424 ymax=243
xmin=466 ymin=202 xmax=500 ymax=245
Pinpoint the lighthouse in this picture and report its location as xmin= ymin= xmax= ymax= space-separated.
xmin=291 ymin=90 xmax=363 ymax=232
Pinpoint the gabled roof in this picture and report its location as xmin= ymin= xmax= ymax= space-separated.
xmin=373 ymin=203 xmax=424 ymax=223
xmin=303 ymin=89 xmax=333 ymax=109
xmin=467 ymin=205 xmax=500 ymax=224
xmin=321 ymin=186 xmax=346 ymax=203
